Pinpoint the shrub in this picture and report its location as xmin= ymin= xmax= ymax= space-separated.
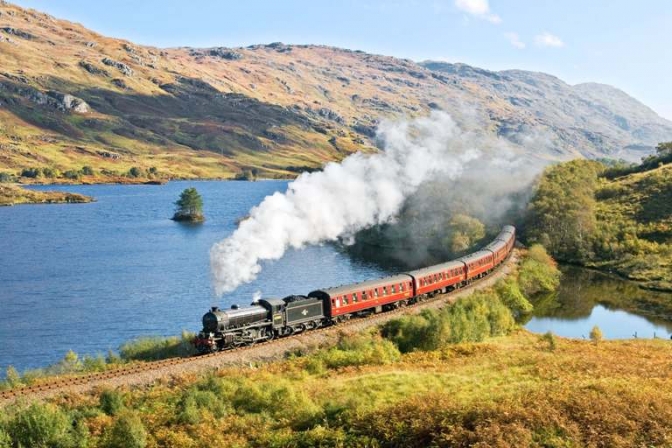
xmin=542 ymin=331 xmax=557 ymax=351
xmin=127 ymin=167 xmax=143 ymax=178
xmin=589 ymin=325 xmax=603 ymax=344
xmin=104 ymin=412 xmax=147 ymax=448
xmin=177 ymin=387 xmax=227 ymax=424
xmin=5 ymin=402 xmax=87 ymax=448
xmin=518 ymin=244 xmax=561 ymax=297
xmin=495 ymin=278 xmax=533 ymax=316
xmin=100 ymin=389 xmax=125 ymax=416
xmin=63 ymin=170 xmax=82 ymax=181
xmin=0 ymin=172 xmax=14 ymax=182
xmin=20 ymin=167 xmax=41 ymax=178
xmin=5 ymin=366 xmax=21 ymax=387
xmin=81 ymin=166 xmax=95 ymax=176
xmin=382 ymin=291 xmax=515 ymax=352
xmin=41 ymin=167 xmax=60 ymax=178
xmin=313 ymin=329 xmax=401 ymax=367
xmin=0 ymin=428 xmax=10 ymax=448
xmin=119 ymin=331 xmax=196 ymax=361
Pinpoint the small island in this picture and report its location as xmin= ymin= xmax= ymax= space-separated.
xmin=171 ymin=187 xmax=205 ymax=223
xmin=0 ymin=184 xmax=93 ymax=206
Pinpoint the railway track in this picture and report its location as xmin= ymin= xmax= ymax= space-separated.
xmin=0 ymin=250 xmax=518 ymax=404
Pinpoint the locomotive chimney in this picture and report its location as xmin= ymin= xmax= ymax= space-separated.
xmin=211 ymin=306 xmax=219 ymax=312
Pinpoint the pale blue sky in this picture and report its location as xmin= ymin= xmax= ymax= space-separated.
xmin=11 ymin=0 xmax=672 ymax=119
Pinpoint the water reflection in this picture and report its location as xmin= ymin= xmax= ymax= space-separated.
xmin=525 ymin=266 xmax=672 ymax=339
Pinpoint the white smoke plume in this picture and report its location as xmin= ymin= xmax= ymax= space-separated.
xmin=210 ymin=111 xmax=520 ymax=297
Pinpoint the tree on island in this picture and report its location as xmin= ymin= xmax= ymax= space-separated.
xmin=172 ymin=187 xmax=204 ymax=222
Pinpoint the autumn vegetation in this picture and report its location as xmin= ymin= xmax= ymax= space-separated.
xmin=525 ymin=142 xmax=672 ymax=290
xmin=20 ymin=249 xmax=672 ymax=448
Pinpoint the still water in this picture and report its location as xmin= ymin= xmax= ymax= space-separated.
xmin=1 ymin=182 xmax=671 ymax=374
xmin=525 ymin=266 xmax=672 ymax=340
xmin=0 ymin=181 xmax=390 ymax=373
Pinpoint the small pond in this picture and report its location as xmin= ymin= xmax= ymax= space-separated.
xmin=524 ymin=265 xmax=672 ymax=340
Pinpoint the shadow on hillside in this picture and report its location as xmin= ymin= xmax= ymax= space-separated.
xmin=0 ymin=74 xmax=323 ymax=158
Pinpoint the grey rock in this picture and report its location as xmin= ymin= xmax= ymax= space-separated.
xmin=208 ymin=47 xmax=243 ymax=60
xmin=317 ymin=107 xmax=344 ymax=124
xmin=0 ymin=27 xmax=35 ymax=40
xmin=79 ymin=60 xmax=108 ymax=76
xmin=46 ymin=91 xmax=89 ymax=113
xmin=111 ymin=78 xmax=127 ymax=89
xmin=101 ymin=57 xmax=134 ymax=76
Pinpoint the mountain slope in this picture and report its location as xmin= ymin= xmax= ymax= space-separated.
xmin=0 ymin=1 xmax=671 ymax=182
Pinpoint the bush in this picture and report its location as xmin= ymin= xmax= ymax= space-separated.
xmin=127 ymin=167 xmax=143 ymax=178
xmin=41 ymin=167 xmax=60 ymax=178
xmin=312 ymin=329 xmax=401 ymax=368
xmin=542 ymin=331 xmax=557 ymax=351
xmin=104 ymin=412 xmax=147 ymax=448
xmin=0 ymin=172 xmax=14 ymax=182
xmin=495 ymin=278 xmax=533 ymax=316
xmin=177 ymin=387 xmax=227 ymax=425
xmin=0 ymin=428 xmax=10 ymax=448
xmin=518 ymin=244 xmax=561 ymax=297
xmin=5 ymin=366 xmax=21 ymax=387
xmin=382 ymin=291 xmax=516 ymax=353
xmin=20 ymin=167 xmax=41 ymax=178
xmin=81 ymin=166 xmax=95 ymax=176
xmin=589 ymin=325 xmax=603 ymax=344
xmin=5 ymin=402 xmax=87 ymax=448
xmin=100 ymin=389 xmax=125 ymax=416
xmin=119 ymin=331 xmax=196 ymax=361
xmin=63 ymin=170 xmax=81 ymax=181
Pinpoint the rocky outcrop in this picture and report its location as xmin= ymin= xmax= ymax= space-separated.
xmin=0 ymin=79 xmax=89 ymax=113
xmin=208 ymin=48 xmax=242 ymax=60
xmin=0 ymin=27 xmax=34 ymax=40
xmin=79 ymin=60 xmax=108 ymax=76
xmin=101 ymin=57 xmax=134 ymax=76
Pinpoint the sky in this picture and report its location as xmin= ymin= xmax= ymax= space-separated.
xmin=10 ymin=0 xmax=672 ymax=119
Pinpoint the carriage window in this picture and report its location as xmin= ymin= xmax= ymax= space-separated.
xmin=391 ymin=285 xmax=396 ymax=293
xmin=352 ymin=293 xmax=358 ymax=303
xmin=383 ymin=286 xmax=387 ymax=295
xmin=362 ymin=291 xmax=367 ymax=300
xmin=332 ymin=299 xmax=336 ymax=307
xmin=374 ymin=289 xmax=378 ymax=297
xmin=343 ymin=295 xmax=349 ymax=305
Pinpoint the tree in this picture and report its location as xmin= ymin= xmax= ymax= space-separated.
xmin=656 ymin=141 xmax=672 ymax=157
xmin=172 ymin=187 xmax=204 ymax=222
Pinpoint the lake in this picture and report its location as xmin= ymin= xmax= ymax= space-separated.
xmin=1 ymin=182 xmax=671 ymax=375
xmin=0 ymin=181 xmax=390 ymax=374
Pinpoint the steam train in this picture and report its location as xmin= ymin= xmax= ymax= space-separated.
xmin=194 ymin=226 xmax=515 ymax=353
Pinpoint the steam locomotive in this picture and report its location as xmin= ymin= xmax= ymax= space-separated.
xmin=194 ymin=225 xmax=515 ymax=353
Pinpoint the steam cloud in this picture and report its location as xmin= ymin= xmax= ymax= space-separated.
xmin=210 ymin=111 xmax=534 ymax=297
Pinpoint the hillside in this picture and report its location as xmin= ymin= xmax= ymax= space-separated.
xmin=1 ymin=2 xmax=671 ymax=183
xmin=525 ymin=155 xmax=672 ymax=290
